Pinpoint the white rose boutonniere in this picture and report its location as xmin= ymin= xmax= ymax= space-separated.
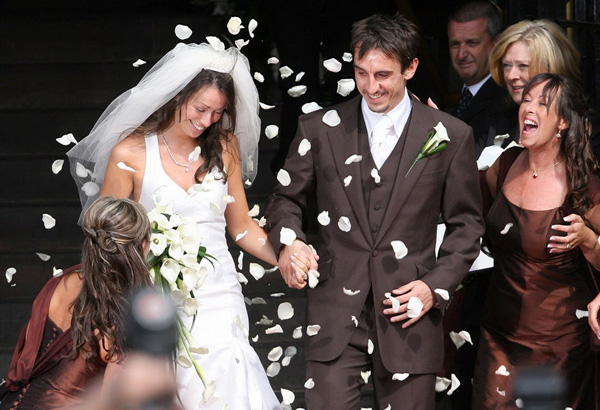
xmin=405 ymin=121 xmax=449 ymax=177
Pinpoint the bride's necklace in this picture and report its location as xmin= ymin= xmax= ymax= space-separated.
xmin=531 ymin=158 xmax=563 ymax=178
xmin=161 ymin=134 xmax=197 ymax=173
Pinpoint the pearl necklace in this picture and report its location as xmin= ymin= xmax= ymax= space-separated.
xmin=161 ymin=134 xmax=197 ymax=173
xmin=532 ymin=158 xmax=563 ymax=178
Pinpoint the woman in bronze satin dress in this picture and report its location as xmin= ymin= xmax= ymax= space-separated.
xmin=472 ymin=74 xmax=600 ymax=409
xmin=0 ymin=197 xmax=153 ymax=410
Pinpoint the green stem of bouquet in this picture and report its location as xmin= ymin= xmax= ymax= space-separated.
xmin=177 ymin=315 xmax=210 ymax=388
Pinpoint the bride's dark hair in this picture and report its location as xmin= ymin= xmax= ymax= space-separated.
xmin=131 ymin=69 xmax=237 ymax=183
xmin=71 ymin=196 xmax=151 ymax=362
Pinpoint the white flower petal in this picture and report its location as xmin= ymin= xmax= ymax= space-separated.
xmin=51 ymin=159 xmax=64 ymax=174
xmin=298 ymin=138 xmax=312 ymax=156
xmin=52 ymin=267 xmax=63 ymax=277
xmin=383 ymin=405 xmax=391 ymax=410
xmin=338 ymin=216 xmax=351 ymax=232
xmin=279 ymin=66 xmax=294 ymax=79
xmin=288 ymin=85 xmax=307 ymax=97
xmin=222 ymin=195 xmax=235 ymax=204
xmin=495 ymin=365 xmax=510 ymax=376
xmin=277 ymin=169 xmax=291 ymax=186
xmin=295 ymin=71 xmax=305 ymax=82
xmin=187 ymin=146 xmax=201 ymax=162
xmin=117 ymin=162 xmax=136 ymax=172
xmin=351 ymin=315 xmax=359 ymax=327
xmin=252 ymin=297 xmax=266 ymax=305
xmin=277 ymin=302 xmax=294 ymax=320
xmin=81 ymin=181 xmax=100 ymax=197
xmin=458 ymin=330 xmax=473 ymax=345
xmin=5 ymin=267 xmax=16 ymax=283
xmin=344 ymin=175 xmax=352 ymax=186
xmin=307 ymin=269 xmax=320 ymax=288
xmin=385 ymin=292 xmax=400 ymax=313
xmin=266 ymin=362 xmax=281 ymax=377
xmin=304 ymin=378 xmax=315 ymax=389
xmin=265 ymin=124 xmax=279 ymax=139
xmin=407 ymin=296 xmax=424 ymax=318
xmin=435 ymin=376 xmax=451 ymax=393
xmin=248 ymin=18 xmax=258 ymax=38
xmin=306 ymin=324 xmax=321 ymax=336
xmin=132 ymin=58 xmax=146 ymax=67
xmin=281 ymin=388 xmax=295 ymax=405
xmin=368 ymin=339 xmax=374 ymax=355
xmin=447 ymin=374 xmax=460 ymax=395
xmin=248 ymin=204 xmax=260 ymax=217
xmin=284 ymin=346 xmax=297 ymax=359
xmin=267 ymin=56 xmax=279 ymax=64
xmin=36 ymin=253 xmax=51 ymax=261
xmin=251 ymin=335 xmax=259 ymax=342
xmin=392 ymin=373 xmax=409 ymax=381
xmin=235 ymin=230 xmax=248 ymax=241
xmin=76 ymin=162 xmax=91 ymax=178
xmin=253 ymin=72 xmax=265 ymax=83
xmin=293 ymin=326 xmax=303 ymax=339
xmin=497 ymin=387 xmax=506 ymax=396
xmin=322 ymin=109 xmax=341 ymax=127
xmin=255 ymin=315 xmax=273 ymax=326
xmin=56 ymin=133 xmax=77 ymax=146
xmin=337 ymin=78 xmax=356 ymax=96
xmin=160 ymin=258 xmax=180 ymax=284
xmin=237 ymin=251 xmax=244 ymax=270
xmin=249 ymin=263 xmax=266 ymax=280
xmin=361 ymin=370 xmax=371 ymax=384
xmin=206 ymin=36 xmax=225 ymax=51
xmin=280 ymin=227 xmax=296 ymax=246
xmin=175 ymin=24 xmax=193 ymax=40
xmin=260 ymin=102 xmax=275 ymax=110
xmin=265 ymin=324 xmax=283 ymax=334
xmin=576 ymin=309 xmax=589 ymax=319
xmin=323 ymin=58 xmax=342 ymax=73
xmin=235 ymin=38 xmax=249 ymax=50
xmin=371 ymin=168 xmax=381 ymax=184
xmin=493 ymin=133 xmax=510 ymax=146
xmin=343 ymin=287 xmax=361 ymax=296
xmin=342 ymin=52 xmax=353 ymax=62
xmin=391 ymin=240 xmax=408 ymax=259
xmin=42 ymin=213 xmax=56 ymax=229
xmin=434 ymin=288 xmax=450 ymax=301
xmin=237 ymin=272 xmax=248 ymax=284
xmin=317 ymin=211 xmax=330 ymax=226
xmin=258 ymin=216 xmax=267 ymax=228
xmin=344 ymin=154 xmax=362 ymax=164
xmin=449 ymin=331 xmax=466 ymax=349
xmin=270 ymin=292 xmax=285 ymax=297
xmin=500 ymin=223 xmax=513 ymax=235
xmin=302 ymin=102 xmax=323 ymax=114
xmin=268 ymin=346 xmax=283 ymax=361
xmin=227 ymin=16 xmax=244 ymax=35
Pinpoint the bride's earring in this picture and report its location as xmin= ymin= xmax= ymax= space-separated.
xmin=555 ymin=131 xmax=562 ymax=139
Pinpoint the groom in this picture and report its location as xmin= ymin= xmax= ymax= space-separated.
xmin=264 ymin=13 xmax=483 ymax=409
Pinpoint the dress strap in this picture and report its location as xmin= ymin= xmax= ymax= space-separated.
xmin=496 ymin=146 xmax=524 ymax=192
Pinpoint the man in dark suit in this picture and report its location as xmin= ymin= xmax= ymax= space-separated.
xmin=264 ymin=13 xmax=484 ymax=409
xmin=448 ymin=0 xmax=508 ymax=156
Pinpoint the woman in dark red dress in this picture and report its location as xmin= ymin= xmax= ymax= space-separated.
xmin=0 ymin=197 xmax=152 ymax=410
xmin=472 ymin=74 xmax=600 ymax=409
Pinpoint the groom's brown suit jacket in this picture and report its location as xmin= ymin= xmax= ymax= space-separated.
xmin=265 ymin=95 xmax=484 ymax=374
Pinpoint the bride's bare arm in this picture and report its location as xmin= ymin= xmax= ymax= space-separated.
xmin=100 ymin=136 xmax=146 ymax=200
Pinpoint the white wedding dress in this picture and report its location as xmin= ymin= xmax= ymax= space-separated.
xmin=139 ymin=135 xmax=281 ymax=410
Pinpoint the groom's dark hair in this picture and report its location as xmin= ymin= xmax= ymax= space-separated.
xmin=350 ymin=13 xmax=420 ymax=72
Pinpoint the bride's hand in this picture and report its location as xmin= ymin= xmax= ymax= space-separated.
xmin=278 ymin=240 xmax=319 ymax=289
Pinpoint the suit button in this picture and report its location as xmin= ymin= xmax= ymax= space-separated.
xmin=372 ymin=250 xmax=379 ymax=257
xmin=374 ymin=204 xmax=382 ymax=210
xmin=371 ymin=226 xmax=379 ymax=232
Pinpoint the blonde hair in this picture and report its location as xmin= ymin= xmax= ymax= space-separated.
xmin=489 ymin=19 xmax=580 ymax=87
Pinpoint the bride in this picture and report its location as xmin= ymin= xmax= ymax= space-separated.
xmin=67 ymin=42 xmax=307 ymax=410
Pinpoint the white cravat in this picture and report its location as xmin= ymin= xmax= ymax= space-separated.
xmin=370 ymin=114 xmax=396 ymax=168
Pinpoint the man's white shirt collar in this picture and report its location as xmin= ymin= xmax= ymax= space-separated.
xmin=464 ymin=73 xmax=491 ymax=97
xmin=362 ymin=88 xmax=412 ymax=140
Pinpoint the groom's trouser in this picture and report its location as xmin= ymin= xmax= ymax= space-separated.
xmin=305 ymin=293 xmax=435 ymax=409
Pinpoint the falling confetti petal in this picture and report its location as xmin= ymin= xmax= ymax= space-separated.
xmin=298 ymin=139 xmax=311 ymax=156
xmin=322 ymin=109 xmax=341 ymax=127
xmin=277 ymin=169 xmax=291 ymax=186
xmin=271 ymin=292 xmax=285 ymax=297
xmin=435 ymin=376 xmax=451 ymax=393
xmin=345 ymin=154 xmax=362 ymax=164
xmin=447 ymin=374 xmax=460 ymax=395
xmin=280 ymin=227 xmax=296 ymax=246
xmin=338 ymin=216 xmax=351 ymax=232
xmin=391 ymin=240 xmax=408 ymax=259
xmin=495 ymin=365 xmax=510 ymax=376
xmin=238 ymin=272 xmax=248 ymax=284
xmin=251 ymin=335 xmax=259 ymax=342
xmin=342 ymin=52 xmax=353 ymax=62
xmin=188 ymin=146 xmax=201 ymax=162
xmin=267 ymin=57 xmax=279 ymax=64
xmin=248 ymin=204 xmax=260 ymax=217
xmin=253 ymin=72 xmax=265 ymax=83
xmin=497 ymin=388 xmax=506 ymax=396
xmin=361 ymin=370 xmax=371 ymax=384
xmin=268 ymin=346 xmax=283 ymax=361
xmin=265 ymin=124 xmax=279 ymax=139
xmin=459 ymin=330 xmax=473 ymax=345
xmin=175 ymin=24 xmax=193 ymax=40
xmin=258 ymin=216 xmax=267 ymax=227
xmin=434 ymin=288 xmax=450 ymax=301
xmin=82 ymin=181 xmax=100 ymax=197
xmin=343 ymin=287 xmax=360 ymax=296
xmin=392 ymin=373 xmax=409 ymax=381
xmin=117 ymin=162 xmax=136 ymax=172
xmin=260 ymin=102 xmax=275 ymax=110
xmin=368 ymin=339 xmax=374 ymax=354
xmin=500 ymin=223 xmax=513 ymax=235
xmin=371 ymin=168 xmax=381 ymax=184
xmin=284 ymin=346 xmax=297 ymax=359
xmin=306 ymin=324 xmax=321 ymax=336
xmin=235 ymin=230 xmax=248 ymax=241
xmin=76 ymin=162 xmax=91 ymax=178
xmin=227 ymin=16 xmax=244 ymax=35
xmin=223 ymin=195 xmax=235 ymax=204
xmin=385 ymin=292 xmax=400 ymax=313
xmin=251 ymin=297 xmax=266 ymax=304
xmin=265 ymin=324 xmax=283 ymax=334
xmin=281 ymin=388 xmax=295 ymax=405
xmin=304 ymin=378 xmax=315 ymax=389
xmin=5 ymin=267 xmax=16 ymax=283
xmin=52 ymin=159 xmax=64 ymax=174
xmin=36 ymin=253 xmax=51 ymax=261
xmin=323 ymin=58 xmax=342 ymax=73
xmin=132 ymin=59 xmax=146 ymax=67
xmin=302 ymin=102 xmax=323 ymax=114
xmin=52 ymin=267 xmax=63 ymax=277
xmin=235 ymin=39 xmax=250 ymax=50
xmin=383 ymin=405 xmax=391 ymax=410
xmin=317 ymin=211 xmax=330 ymax=226
xmin=248 ymin=19 xmax=258 ymax=38
xmin=266 ymin=362 xmax=281 ymax=377
xmin=292 ymin=326 xmax=303 ymax=339
xmin=249 ymin=263 xmax=265 ymax=280
xmin=407 ymin=296 xmax=424 ymax=318
xmin=449 ymin=331 xmax=469 ymax=349
xmin=277 ymin=302 xmax=294 ymax=320
xmin=295 ymin=72 xmax=305 ymax=81
xmin=351 ymin=315 xmax=359 ymax=327
xmin=42 ymin=213 xmax=56 ymax=229
xmin=337 ymin=78 xmax=356 ymax=96
xmin=279 ymin=66 xmax=294 ymax=79
xmin=307 ymin=269 xmax=320 ymax=288
xmin=344 ymin=176 xmax=352 ymax=186
xmin=255 ymin=315 xmax=273 ymax=326
xmin=56 ymin=133 xmax=77 ymax=146
xmin=288 ymin=85 xmax=307 ymax=97
xmin=206 ymin=36 xmax=225 ymax=51
xmin=576 ymin=309 xmax=589 ymax=319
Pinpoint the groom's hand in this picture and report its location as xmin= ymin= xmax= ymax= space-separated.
xmin=382 ymin=280 xmax=436 ymax=328
xmin=278 ymin=240 xmax=319 ymax=289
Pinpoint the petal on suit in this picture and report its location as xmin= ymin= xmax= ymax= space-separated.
xmin=280 ymin=227 xmax=297 ymax=246
xmin=351 ymin=315 xmax=359 ymax=327
xmin=343 ymin=287 xmax=360 ymax=296
xmin=576 ymin=309 xmax=588 ymax=319
xmin=249 ymin=263 xmax=265 ymax=280
xmin=391 ymin=240 xmax=408 ymax=259
xmin=277 ymin=169 xmax=291 ymax=186
xmin=392 ymin=373 xmax=409 ymax=381
xmin=266 ymin=362 xmax=281 ymax=377
xmin=371 ymin=168 xmax=381 ymax=184
xmin=338 ymin=216 xmax=352 ymax=232
xmin=277 ymin=302 xmax=294 ymax=320
xmin=406 ymin=296 xmax=423 ymax=318
xmin=304 ymin=378 xmax=315 ymax=389
xmin=323 ymin=109 xmax=342 ymax=127
xmin=255 ymin=315 xmax=273 ymax=326
xmin=265 ymin=324 xmax=283 ymax=334
xmin=385 ymin=292 xmax=400 ymax=313
xmin=306 ymin=324 xmax=321 ymax=336
xmin=344 ymin=175 xmax=353 ymax=186
xmin=368 ymin=339 xmax=374 ymax=354
xmin=495 ymin=365 xmax=510 ymax=376
xmin=298 ymin=138 xmax=312 ymax=156
xmin=500 ymin=223 xmax=513 ymax=235
xmin=361 ymin=370 xmax=371 ymax=384
xmin=344 ymin=154 xmax=362 ymax=164
xmin=317 ymin=211 xmax=330 ymax=226
xmin=268 ymin=346 xmax=283 ymax=361
xmin=281 ymin=388 xmax=295 ymax=405
xmin=447 ymin=374 xmax=460 ymax=395
xmin=434 ymin=288 xmax=450 ymax=301
xmin=302 ymin=102 xmax=323 ymax=113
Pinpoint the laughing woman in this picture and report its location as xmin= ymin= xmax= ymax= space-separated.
xmin=472 ymin=74 xmax=600 ymax=409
